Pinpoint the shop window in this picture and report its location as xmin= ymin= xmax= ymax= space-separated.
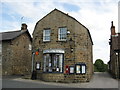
xmin=75 ymin=64 xmax=86 ymax=74
xmin=43 ymin=53 xmax=63 ymax=73
xmin=58 ymin=27 xmax=67 ymax=41
xmin=43 ymin=29 xmax=51 ymax=42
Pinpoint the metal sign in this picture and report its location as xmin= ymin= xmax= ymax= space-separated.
xmin=43 ymin=49 xmax=65 ymax=54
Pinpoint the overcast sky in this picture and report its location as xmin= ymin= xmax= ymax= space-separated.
xmin=0 ymin=0 xmax=119 ymax=64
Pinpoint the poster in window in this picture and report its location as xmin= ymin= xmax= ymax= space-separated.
xmin=70 ymin=66 xmax=74 ymax=74
xmin=81 ymin=65 xmax=86 ymax=74
xmin=56 ymin=68 xmax=59 ymax=72
xmin=49 ymin=63 xmax=52 ymax=67
xmin=76 ymin=65 xmax=80 ymax=74
xmin=36 ymin=62 xmax=40 ymax=70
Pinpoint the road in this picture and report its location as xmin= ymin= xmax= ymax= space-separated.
xmin=2 ymin=76 xmax=67 ymax=88
xmin=2 ymin=72 xmax=119 ymax=88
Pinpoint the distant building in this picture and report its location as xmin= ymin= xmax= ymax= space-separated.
xmin=32 ymin=9 xmax=93 ymax=82
xmin=108 ymin=21 xmax=120 ymax=79
xmin=2 ymin=24 xmax=32 ymax=75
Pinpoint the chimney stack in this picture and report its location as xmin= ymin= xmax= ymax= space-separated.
xmin=111 ymin=21 xmax=116 ymax=36
xmin=21 ymin=23 xmax=27 ymax=30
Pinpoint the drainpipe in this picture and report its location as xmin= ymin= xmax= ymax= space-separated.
xmin=118 ymin=52 xmax=119 ymax=79
xmin=114 ymin=49 xmax=120 ymax=79
xmin=116 ymin=53 xmax=118 ymax=79
xmin=117 ymin=52 xmax=119 ymax=79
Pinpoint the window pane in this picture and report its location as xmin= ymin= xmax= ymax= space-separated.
xmin=59 ymin=54 xmax=63 ymax=72
xmin=81 ymin=65 xmax=86 ymax=74
xmin=48 ymin=54 xmax=52 ymax=72
xmin=61 ymin=34 xmax=66 ymax=39
xmin=45 ymin=36 xmax=50 ymax=41
xmin=45 ymin=30 xmax=50 ymax=36
xmin=43 ymin=55 xmax=46 ymax=72
xmin=62 ymin=29 xmax=67 ymax=34
xmin=76 ymin=65 xmax=81 ymax=74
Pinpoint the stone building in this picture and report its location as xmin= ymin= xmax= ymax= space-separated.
xmin=108 ymin=21 xmax=120 ymax=79
xmin=32 ymin=9 xmax=93 ymax=82
xmin=2 ymin=24 xmax=32 ymax=75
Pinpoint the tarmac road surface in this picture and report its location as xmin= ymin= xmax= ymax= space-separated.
xmin=2 ymin=72 xmax=119 ymax=88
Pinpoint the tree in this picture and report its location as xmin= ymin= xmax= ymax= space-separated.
xmin=94 ymin=59 xmax=108 ymax=72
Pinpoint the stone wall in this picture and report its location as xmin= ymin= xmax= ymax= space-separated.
xmin=2 ymin=41 xmax=13 ymax=75
xmin=2 ymin=32 xmax=32 ymax=75
xmin=109 ymin=35 xmax=118 ymax=78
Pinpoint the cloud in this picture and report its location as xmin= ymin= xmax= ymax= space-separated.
xmin=1 ymin=0 xmax=119 ymax=64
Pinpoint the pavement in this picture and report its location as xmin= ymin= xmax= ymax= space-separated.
xmin=2 ymin=72 xmax=119 ymax=88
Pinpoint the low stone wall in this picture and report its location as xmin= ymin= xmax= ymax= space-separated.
xmin=37 ymin=73 xmax=91 ymax=83
xmin=41 ymin=73 xmax=64 ymax=82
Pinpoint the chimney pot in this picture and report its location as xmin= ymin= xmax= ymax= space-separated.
xmin=111 ymin=21 xmax=116 ymax=36
xmin=21 ymin=23 xmax=27 ymax=30
xmin=111 ymin=21 xmax=113 ymax=27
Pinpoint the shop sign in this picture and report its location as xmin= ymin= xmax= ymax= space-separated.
xmin=43 ymin=49 xmax=65 ymax=54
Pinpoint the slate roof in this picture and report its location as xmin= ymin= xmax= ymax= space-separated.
xmin=1 ymin=30 xmax=32 ymax=41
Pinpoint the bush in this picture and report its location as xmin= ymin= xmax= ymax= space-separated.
xmin=94 ymin=59 xmax=108 ymax=72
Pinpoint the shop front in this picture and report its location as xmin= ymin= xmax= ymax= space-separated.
xmin=35 ymin=49 xmax=88 ymax=83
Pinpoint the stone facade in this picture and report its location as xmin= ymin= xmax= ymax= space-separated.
xmin=2 ymin=24 xmax=32 ymax=75
xmin=108 ymin=21 xmax=120 ymax=79
xmin=33 ymin=9 xmax=93 ymax=82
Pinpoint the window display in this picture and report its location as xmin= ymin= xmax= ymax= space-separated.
xmin=43 ymin=53 xmax=63 ymax=73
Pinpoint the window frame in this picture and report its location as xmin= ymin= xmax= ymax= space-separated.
xmin=75 ymin=64 xmax=86 ymax=74
xmin=81 ymin=64 xmax=86 ymax=74
xmin=58 ymin=27 xmax=67 ymax=41
xmin=43 ymin=29 xmax=51 ymax=42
